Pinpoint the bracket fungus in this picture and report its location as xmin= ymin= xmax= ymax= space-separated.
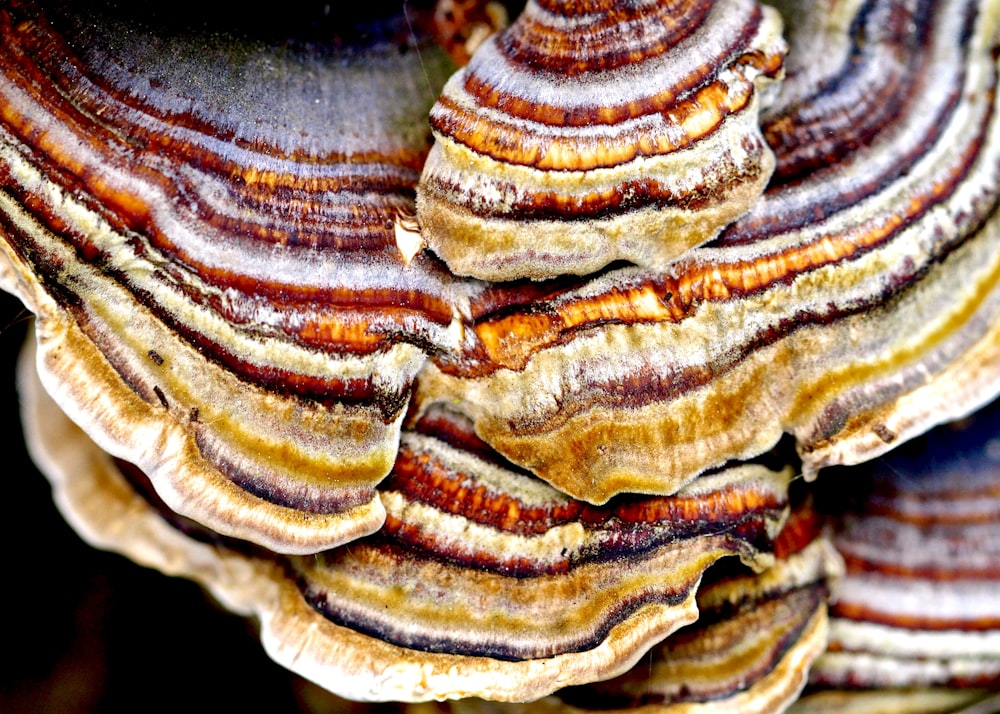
xmin=797 ymin=406 xmax=1000 ymax=711
xmin=416 ymin=0 xmax=786 ymax=280
xmin=2 ymin=0 xmax=1000 ymax=711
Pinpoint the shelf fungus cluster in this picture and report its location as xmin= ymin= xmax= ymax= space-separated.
xmin=2 ymin=0 xmax=1000 ymax=711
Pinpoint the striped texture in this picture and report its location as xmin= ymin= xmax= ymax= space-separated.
xmin=418 ymin=0 xmax=1000 ymax=503
xmin=0 ymin=11 xmax=999 ymax=706
xmin=418 ymin=0 xmax=785 ymax=279
xmin=20 ymin=348 xmax=803 ymax=702
xmin=0 ymin=1 xmax=459 ymax=552
xmin=408 ymin=507 xmax=840 ymax=713
xmin=810 ymin=403 xmax=1000 ymax=692
xmin=0 ymin=0 xmax=998 ymax=544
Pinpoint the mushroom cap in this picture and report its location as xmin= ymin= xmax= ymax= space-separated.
xmin=416 ymin=0 xmax=786 ymax=280
xmin=425 ymin=535 xmax=839 ymax=713
xmin=0 ymin=0 xmax=461 ymax=552
xmin=810 ymin=402 xmax=1000 ymax=693
xmin=19 ymin=334 xmax=806 ymax=702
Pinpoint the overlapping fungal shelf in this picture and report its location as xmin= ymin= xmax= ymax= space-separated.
xmin=20 ymin=338 xmax=816 ymax=702
xmin=807 ymin=411 xmax=1000 ymax=700
xmin=1 ymin=0 xmax=1000 ymax=710
xmin=0 ymin=0 xmax=461 ymax=552
xmin=416 ymin=0 xmax=1000 ymax=504
xmin=437 ymin=506 xmax=839 ymax=714
xmin=418 ymin=0 xmax=785 ymax=279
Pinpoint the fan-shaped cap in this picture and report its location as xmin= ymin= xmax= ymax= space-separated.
xmin=418 ymin=0 xmax=786 ymax=280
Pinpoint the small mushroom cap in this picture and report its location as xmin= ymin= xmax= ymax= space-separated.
xmin=417 ymin=0 xmax=786 ymax=280
xmin=407 ymin=506 xmax=842 ymax=713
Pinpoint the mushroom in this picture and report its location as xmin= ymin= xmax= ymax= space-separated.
xmin=798 ymin=400 xmax=1000 ymax=709
xmin=18 ymin=333 xmax=812 ymax=703
xmin=2 ymin=0 xmax=1000 ymax=711
xmin=417 ymin=0 xmax=786 ymax=280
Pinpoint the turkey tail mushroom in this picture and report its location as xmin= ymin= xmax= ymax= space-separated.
xmin=417 ymin=0 xmax=786 ymax=280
